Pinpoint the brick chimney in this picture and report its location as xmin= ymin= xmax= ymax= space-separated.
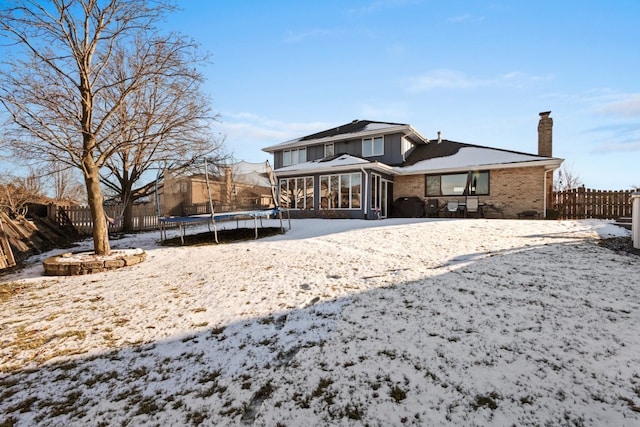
xmin=538 ymin=111 xmax=553 ymax=157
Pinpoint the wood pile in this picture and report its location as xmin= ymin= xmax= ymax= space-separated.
xmin=0 ymin=211 xmax=80 ymax=271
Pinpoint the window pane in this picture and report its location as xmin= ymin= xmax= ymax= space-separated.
xmin=373 ymin=137 xmax=383 ymax=156
xmin=472 ymin=171 xmax=489 ymax=195
xmin=426 ymin=171 xmax=490 ymax=197
xmin=305 ymin=177 xmax=314 ymax=209
xmin=287 ymin=179 xmax=296 ymax=208
xmin=362 ymin=138 xmax=372 ymax=157
xmin=320 ymin=176 xmax=328 ymax=209
xmin=283 ymin=150 xmax=291 ymax=166
xmin=441 ymin=173 xmax=467 ymax=195
xmin=279 ymin=179 xmax=289 ymax=208
xmin=295 ymin=178 xmax=305 ymax=208
xmin=330 ymin=176 xmax=339 ymax=208
xmin=426 ymin=175 xmax=441 ymax=196
xmin=325 ymin=144 xmax=334 ymax=157
xmin=298 ymin=148 xmax=306 ymax=163
xmin=351 ymin=173 xmax=361 ymax=208
xmin=340 ymin=175 xmax=350 ymax=208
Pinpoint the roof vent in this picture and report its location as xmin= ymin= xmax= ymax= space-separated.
xmin=437 ymin=131 xmax=442 ymax=143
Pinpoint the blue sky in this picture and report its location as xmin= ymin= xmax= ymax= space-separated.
xmin=165 ymin=0 xmax=640 ymax=190
xmin=0 ymin=1 xmax=637 ymax=190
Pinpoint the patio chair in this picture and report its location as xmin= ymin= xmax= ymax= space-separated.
xmin=465 ymin=196 xmax=480 ymax=218
xmin=446 ymin=200 xmax=459 ymax=217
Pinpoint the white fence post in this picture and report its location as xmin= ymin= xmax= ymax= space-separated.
xmin=632 ymin=192 xmax=640 ymax=249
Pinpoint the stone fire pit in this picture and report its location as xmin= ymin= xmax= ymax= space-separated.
xmin=43 ymin=248 xmax=146 ymax=276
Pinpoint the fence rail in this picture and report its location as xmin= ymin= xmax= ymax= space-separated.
xmin=49 ymin=202 xmax=275 ymax=235
xmin=50 ymin=204 xmax=159 ymax=235
xmin=552 ymin=187 xmax=634 ymax=220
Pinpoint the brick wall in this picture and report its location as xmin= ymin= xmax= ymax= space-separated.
xmin=394 ymin=175 xmax=424 ymax=199
xmin=488 ymin=167 xmax=545 ymax=218
xmin=393 ymin=167 xmax=547 ymax=219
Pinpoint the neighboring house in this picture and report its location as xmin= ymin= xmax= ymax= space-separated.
xmin=262 ymin=112 xmax=563 ymax=219
xmin=159 ymin=161 xmax=275 ymax=216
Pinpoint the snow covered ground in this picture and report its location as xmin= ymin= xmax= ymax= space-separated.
xmin=1 ymin=218 xmax=639 ymax=426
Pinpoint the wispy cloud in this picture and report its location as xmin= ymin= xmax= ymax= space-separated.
xmin=591 ymin=140 xmax=640 ymax=153
xmin=579 ymin=92 xmax=640 ymax=153
xmin=222 ymin=112 xmax=330 ymax=136
xmin=358 ymin=102 xmax=408 ymax=121
xmin=592 ymin=94 xmax=640 ymax=118
xmin=216 ymin=112 xmax=333 ymax=159
xmin=404 ymin=69 xmax=553 ymax=92
xmin=447 ymin=14 xmax=484 ymax=23
xmin=584 ymin=121 xmax=640 ymax=153
xmin=346 ymin=0 xmax=420 ymax=15
xmin=283 ymin=28 xmax=344 ymax=43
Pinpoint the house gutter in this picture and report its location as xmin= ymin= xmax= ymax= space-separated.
xmin=543 ymin=168 xmax=552 ymax=218
xmin=263 ymin=124 xmax=427 ymax=152
xmin=275 ymin=161 xmax=397 ymax=178
xmin=543 ymin=162 xmax=562 ymax=218
xmin=394 ymin=158 xmax=564 ymax=176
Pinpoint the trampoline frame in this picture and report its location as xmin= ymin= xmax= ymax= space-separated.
xmin=159 ymin=207 xmax=290 ymax=244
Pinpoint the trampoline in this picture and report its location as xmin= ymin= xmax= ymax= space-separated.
xmin=159 ymin=207 xmax=290 ymax=245
xmin=156 ymin=158 xmax=290 ymax=244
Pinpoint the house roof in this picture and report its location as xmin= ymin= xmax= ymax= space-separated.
xmin=399 ymin=139 xmax=563 ymax=174
xmin=262 ymin=119 xmax=429 ymax=153
xmin=274 ymin=153 xmax=396 ymax=177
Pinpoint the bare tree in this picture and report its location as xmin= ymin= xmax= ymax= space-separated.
xmin=98 ymin=37 xmax=224 ymax=231
xmin=50 ymin=163 xmax=85 ymax=202
xmin=0 ymin=0 xmax=212 ymax=255
xmin=0 ymin=173 xmax=43 ymax=218
xmin=554 ymin=163 xmax=583 ymax=192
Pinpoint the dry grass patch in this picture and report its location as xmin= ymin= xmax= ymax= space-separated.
xmin=0 ymin=282 xmax=27 ymax=303
xmin=1 ymin=326 xmax=89 ymax=372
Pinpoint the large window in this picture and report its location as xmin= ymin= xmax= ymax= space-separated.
xmin=320 ymin=173 xmax=361 ymax=209
xmin=279 ymin=177 xmax=313 ymax=209
xmin=362 ymin=136 xmax=384 ymax=157
xmin=283 ymin=148 xmax=307 ymax=166
xmin=426 ymin=171 xmax=490 ymax=196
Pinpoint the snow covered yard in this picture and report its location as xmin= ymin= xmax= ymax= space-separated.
xmin=1 ymin=218 xmax=639 ymax=426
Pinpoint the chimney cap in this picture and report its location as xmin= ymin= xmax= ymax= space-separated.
xmin=539 ymin=111 xmax=551 ymax=117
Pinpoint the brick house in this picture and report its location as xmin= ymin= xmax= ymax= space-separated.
xmin=262 ymin=112 xmax=563 ymax=219
xmin=159 ymin=161 xmax=275 ymax=216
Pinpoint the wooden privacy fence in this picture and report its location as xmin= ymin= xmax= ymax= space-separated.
xmin=50 ymin=203 xmax=159 ymax=235
xmin=552 ymin=187 xmax=634 ymax=220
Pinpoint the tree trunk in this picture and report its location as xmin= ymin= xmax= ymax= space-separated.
xmin=122 ymin=191 xmax=134 ymax=232
xmin=83 ymin=156 xmax=111 ymax=256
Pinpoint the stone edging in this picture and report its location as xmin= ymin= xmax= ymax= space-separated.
xmin=43 ymin=250 xmax=146 ymax=276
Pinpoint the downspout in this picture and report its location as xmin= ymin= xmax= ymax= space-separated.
xmin=543 ymin=168 xmax=553 ymax=218
xmin=360 ymin=167 xmax=368 ymax=218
